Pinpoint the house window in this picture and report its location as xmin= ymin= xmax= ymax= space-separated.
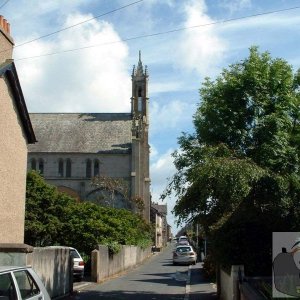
xmin=31 ymin=158 xmax=36 ymax=170
xmin=38 ymin=159 xmax=44 ymax=175
xmin=86 ymin=159 xmax=92 ymax=178
xmin=94 ymin=159 xmax=100 ymax=176
xmin=58 ymin=159 xmax=64 ymax=177
xmin=66 ymin=159 xmax=72 ymax=178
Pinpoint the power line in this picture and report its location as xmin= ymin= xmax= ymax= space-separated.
xmin=15 ymin=0 xmax=143 ymax=48
xmin=15 ymin=5 xmax=300 ymax=62
xmin=0 ymin=0 xmax=143 ymax=54
xmin=0 ymin=0 xmax=10 ymax=10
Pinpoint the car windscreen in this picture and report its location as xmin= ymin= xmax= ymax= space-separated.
xmin=179 ymin=238 xmax=188 ymax=241
xmin=70 ymin=249 xmax=81 ymax=258
xmin=176 ymin=247 xmax=192 ymax=253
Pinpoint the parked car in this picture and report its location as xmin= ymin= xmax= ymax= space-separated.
xmin=178 ymin=240 xmax=189 ymax=246
xmin=173 ymin=245 xmax=197 ymax=265
xmin=48 ymin=246 xmax=85 ymax=280
xmin=177 ymin=236 xmax=189 ymax=246
xmin=0 ymin=266 xmax=50 ymax=300
xmin=178 ymin=236 xmax=188 ymax=242
xmin=70 ymin=247 xmax=85 ymax=280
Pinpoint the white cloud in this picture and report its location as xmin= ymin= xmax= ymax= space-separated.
xmin=150 ymin=81 xmax=185 ymax=94
xmin=14 ymin=13 xmax=131 ymax=113
xmin=150 ymin=100 xmax=193 ymax=133
xmin=222 ymin=11 xmax=300 ymax=32
xmin=174 ymin=0 xmax=227 ymax=77
xmin=150 ymin=143 xmax=159 ymax=160
xmin=150 ymin=149 xmax=181 ymax=233
xmin=219 ymin=0 xmax=252 ymax=14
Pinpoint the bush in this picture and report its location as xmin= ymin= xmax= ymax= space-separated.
xmin=25 ymin=171 xmax=153 ymax=258
xmin=203 ymin=254 xmax=216 ymax=281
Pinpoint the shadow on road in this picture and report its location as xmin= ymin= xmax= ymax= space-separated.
xmin=70 ymin=289 xmax=184 ymax=300
xmin=189 ymin=263 xmax=217 ymax=300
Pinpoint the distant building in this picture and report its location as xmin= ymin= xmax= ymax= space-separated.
xmin=27 ymin=52 xmax=151 ymax=221
xmin=151 ymin=203 xmax=169 ymax=248
xmin=0 ymin=16 xmax=36 ymax=243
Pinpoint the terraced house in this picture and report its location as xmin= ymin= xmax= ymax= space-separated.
xmin=27 ymin=53 xmax=151 ymax=221
xmin=0 ymin=16 xmax=36 ymax=243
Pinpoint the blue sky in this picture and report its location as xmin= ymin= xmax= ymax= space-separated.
xmin=3 ymin=0 xmax=300 ymax=233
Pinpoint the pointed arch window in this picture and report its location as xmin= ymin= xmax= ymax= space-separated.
xmin=66 ymin=159 xmax=72 ymax=178
xmin=94 ymin=159 xmax=100 ymax=176
xmin=31 ymin=158 xmax=37 ymax=171
xmin=86 ymin=159 xmax=92 ymax=178
xmin=38 ymin=159 xmax=44 ymax=175
xmin=58 ymin=159 xmax=64 ymax=177
xmin=138 ymin=88 xmax=142 ymax=112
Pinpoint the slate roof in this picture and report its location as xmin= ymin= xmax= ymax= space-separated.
xmin=151 ymin=203 xmax=167 ymax=216
xmin=28 ymin=113 xmax=132 ymax=154
xmin=0 ymin=60 xmax=36 ymax=143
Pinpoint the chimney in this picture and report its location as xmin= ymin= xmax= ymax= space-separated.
xmin=0 ymin=15 xmax=14 ymax=63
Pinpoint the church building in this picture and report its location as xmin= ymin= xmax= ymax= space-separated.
xmin=27 ymin=53 xmax=151 ymax=221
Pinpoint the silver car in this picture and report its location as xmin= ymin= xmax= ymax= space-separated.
xmin=70 ymin=247 xmax=85 ymax=280
xmin=0 ymin=266 xmax=50 ymax=300
xmin=173 ymin=245 xmax=197 ymax=265
xmin=48 ymin=246 xmax=85 ymax=280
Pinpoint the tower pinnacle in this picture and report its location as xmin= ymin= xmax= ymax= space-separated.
xmin=136 ymin=50 xmax=144 ymax=77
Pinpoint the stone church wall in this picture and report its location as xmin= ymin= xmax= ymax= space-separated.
xmin=27 ymin=152 xmax=131 ymax=201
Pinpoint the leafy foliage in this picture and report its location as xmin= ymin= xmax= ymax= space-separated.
xmin=25 ymin=171 xmax=152 ymax=256
xmin=163 ymin=47 xmax=300 ymax=275
xmin=91 ymin=175 xmax=129 ymax=207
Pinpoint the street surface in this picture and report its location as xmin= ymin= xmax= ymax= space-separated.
xmin=72 ymin=243 xmax=216 ymax=299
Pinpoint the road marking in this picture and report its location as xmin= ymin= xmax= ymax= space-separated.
xmin=184 ymin=265 xmax=192 ymax=300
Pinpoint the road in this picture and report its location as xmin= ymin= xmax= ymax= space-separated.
xmin=72 ymin=243 xmax=217 ymax=300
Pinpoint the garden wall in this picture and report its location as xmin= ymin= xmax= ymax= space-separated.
xmin=91 ymin=245 xmax=152 ymax=283
xmin=0 ymin=244 xmax=72 ymax=299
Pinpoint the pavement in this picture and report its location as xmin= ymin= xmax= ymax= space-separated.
xmin=187 ymin=263 xmax=217 ymax=300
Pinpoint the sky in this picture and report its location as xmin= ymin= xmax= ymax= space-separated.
xmin=2 ymin=0 xmax=300 ymax=234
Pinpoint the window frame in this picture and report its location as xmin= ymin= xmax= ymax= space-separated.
xmin=58 ymin=159 xmax=64 ymax=177
xmin=94 ymin=159 xmax=100 ymax=177
xmin=30 ymin=158 xmax=36 ymax=171
xmin=66 ymin=159 xmax=72 ymax=178
xmin=13 ymin=269 xmax=41 ymax=300
xmin=0 ymin=272 xmax=18 ymax=300
xmin=86 ymin=159 xmax=92 ymax=178
xmin=38 ymin=159 xmax=44 ymax=175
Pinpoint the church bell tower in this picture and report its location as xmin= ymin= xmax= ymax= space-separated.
xmin=131 ymin=51 xmax=150 ymax=222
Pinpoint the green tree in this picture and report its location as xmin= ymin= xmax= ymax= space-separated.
xmin=25 ymin=170 xmax=75 ymax=246
xmin=163 ymin=47 xmax=300 ymax=275
xmin=91 ymin=175 xmax=129 ymax=208
xmin=25 ymin=171 xmax=152 ymax=256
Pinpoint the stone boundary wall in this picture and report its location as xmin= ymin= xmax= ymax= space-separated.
xmin=91 ymin=245 xmax=152 ymax=283
xmin=219 ymin=265 xmax=244 ymax=300
xmin=29 ymin=247 xmax=72 ymax=299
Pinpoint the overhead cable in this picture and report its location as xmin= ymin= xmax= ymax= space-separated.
xmin=0 ymin=0 xmax=10 ymax=10
xmin=0 ymin=0 xmax=143 ymax=53
xmin=15 ymin=5 xmax=300 ymax=61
